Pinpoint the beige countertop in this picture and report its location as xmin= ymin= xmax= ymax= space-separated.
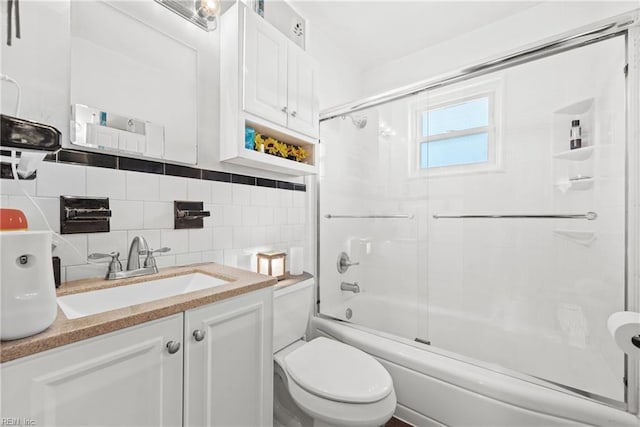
xmin=0 ymin=263 xmax=284 ymax=363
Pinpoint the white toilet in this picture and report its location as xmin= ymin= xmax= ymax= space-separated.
xmin=273 ymin=279 xmax=396 ymax=427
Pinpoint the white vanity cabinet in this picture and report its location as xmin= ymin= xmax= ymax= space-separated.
xmin=183 ymin=287 xmax=274 ymax=426
xmin=1 ymin=314 xmax=184 ymax=427
xmin=1 ymin=288 xmax=274 ymax=427
xmin=220 ymin=3 xmax=319 ymax=176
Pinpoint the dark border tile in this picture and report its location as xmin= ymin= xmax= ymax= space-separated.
xmin=58 ymin=149 xmax=117 ymax=169
xmin=277 ymin=181 xmax=295 ymax=191
xmin=0 ymin=143 xmax=306 ymax=191
xmin=166 ymin=163 xmax=201 ymax=179
xmin=257 ymin=178 xmax=277 ymax=188
xmin=202 ymin=170 xmax=232 ymax=183
xmin=231 ymin=174 xmax=256 ymax=186
xmin=119 ymin=156 xmax=164 ymax=174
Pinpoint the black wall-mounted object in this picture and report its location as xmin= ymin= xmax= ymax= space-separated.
xmin=52 ymin=256 xmax=61 ymax=288
xmin=0 ymin=162 xmax=35 ymax=180
xmin=174 ymin=200 xmax=210 ymax=229
xmin=1 ymin=114 xmax=61 ymax=152
xmin=60 ymin=196 xmax=111 ymax=234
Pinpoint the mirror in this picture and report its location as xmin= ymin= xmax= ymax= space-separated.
xmin=69 ymin=0 xmax=209 ymax=164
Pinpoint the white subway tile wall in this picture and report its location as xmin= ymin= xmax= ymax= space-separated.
xmin=0 ymin=164 xmax=308 ymax=282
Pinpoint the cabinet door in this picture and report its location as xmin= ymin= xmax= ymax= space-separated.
xmin=243 ymin=8 xmax=288 ymax=127
xmin=287 ymin=47 xmax=319 ymax=138
xmin=184 ymin=287 xmax=273 ymax=427
xmin=0 ymin=315 xmax=183 ymax=427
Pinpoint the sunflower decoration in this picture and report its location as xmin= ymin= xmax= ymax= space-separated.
xmin=254 ymin=133 xmax=308 ymax=163
xmin=254 ymin=133 xmax=267 ymax=152
xmin=289 ymin=145 xmax=308 ymax=162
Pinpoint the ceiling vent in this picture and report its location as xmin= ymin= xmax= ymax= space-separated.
xmin=291 ymin=20 xmax=305 ymax=48
xmin=264 ymin=2 xmax=306 ymax=50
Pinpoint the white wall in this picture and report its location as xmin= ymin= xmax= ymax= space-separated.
xmin=361 ymin=1 xmax=639 ymax=98
xmin=306 ymin=20 xmax=365 ymax=110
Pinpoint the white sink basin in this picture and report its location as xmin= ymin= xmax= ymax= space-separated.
xmin=58 ymin=273 xmax=229 ymax=319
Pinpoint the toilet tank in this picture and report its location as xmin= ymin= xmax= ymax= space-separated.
xmin=273 ymin=278 xmax=314 ymax=353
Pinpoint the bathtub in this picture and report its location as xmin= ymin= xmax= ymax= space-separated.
xmin=312 ymin=315 xmax=638 ymax=426
xmin=321 ymin=292 xmax=622 ymax=401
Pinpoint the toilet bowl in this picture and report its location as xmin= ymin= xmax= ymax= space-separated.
xmin=273 ymin=279 xmax=396 ymax=427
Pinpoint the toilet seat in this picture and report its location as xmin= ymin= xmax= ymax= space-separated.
xmin=286 ymin=372 xmax=397 ymax=427
xmin=284 ymin=337 xmax=393 ymax=403
xmin=276 ymin=337 xmax=396 ymax=426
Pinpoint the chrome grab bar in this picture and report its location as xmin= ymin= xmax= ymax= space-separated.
xmin=432 ymin=212 xmax=597 ymax=220
xmin=325 ymin=214 xmax=414 ymax=219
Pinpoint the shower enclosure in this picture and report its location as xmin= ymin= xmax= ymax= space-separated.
xmin=317 ymin=16 xmax=639 ymax=414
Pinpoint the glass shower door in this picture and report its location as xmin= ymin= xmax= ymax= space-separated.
xmin=318 ymin=104 xmax=427 ymax=342
xmin=424 ymin=35 xmax=627 ymax=403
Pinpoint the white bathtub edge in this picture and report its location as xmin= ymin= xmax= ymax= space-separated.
xmin=395 ymin=403 xmax=447 ymax=427
xmin=313 ymin=317 xmax=637 ymax=427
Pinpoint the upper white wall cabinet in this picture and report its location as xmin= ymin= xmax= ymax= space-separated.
xmin=220 ymin=3 xmax=319 ymax=176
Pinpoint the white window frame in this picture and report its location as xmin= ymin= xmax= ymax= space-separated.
xmin=410 ymin=78 xmax=503 ymax=177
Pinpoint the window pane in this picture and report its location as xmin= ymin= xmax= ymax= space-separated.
xmin=422 ymin=97 xmax=489 ymax=137
xmin=420 ymin=133 xmax=488 ymax=168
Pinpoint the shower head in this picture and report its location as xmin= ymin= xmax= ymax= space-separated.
xmin=341 ymin=114 xmax=367 ymax=129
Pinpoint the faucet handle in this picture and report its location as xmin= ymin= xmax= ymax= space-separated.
xmin=88 ymin=252 xmax=123 ymax=279
xmin=144 ymin=247 xmax=171 ymax=269
xmin=149 ymin=247 xmax=171 ymax=255
xmin=337 ymin=252 xmax=360 ymax=274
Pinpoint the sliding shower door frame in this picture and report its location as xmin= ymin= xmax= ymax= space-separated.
xmin=315 ymin=9 xmax=640 ymax=414
xmin=625 ymin=23 xmax=640 ymax=416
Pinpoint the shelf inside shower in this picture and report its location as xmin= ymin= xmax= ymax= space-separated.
xmin=553 ymin=146 xmax=595 ymax=161
xmin=552 ymin=229 xmax=596 ymax=246
xmin=555 ymin=177 xmax=595 ymax=192
xmin=552 ymin=98 xmax=594 ymax=155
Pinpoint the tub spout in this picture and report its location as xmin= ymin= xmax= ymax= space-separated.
xmin=340 ymin=281 xmax=360 ymax=293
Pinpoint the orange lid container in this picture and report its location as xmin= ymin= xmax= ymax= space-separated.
xmin=0 ymin=209 xmax=28 ymax=231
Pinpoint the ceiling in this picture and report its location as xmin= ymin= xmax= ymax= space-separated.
xmin=291 ymin=1 xmax=541 ymax=69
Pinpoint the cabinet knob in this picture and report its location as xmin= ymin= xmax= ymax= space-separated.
xmin=281 ymin=106 xmax=288 ymax=113
xmin=192 ymin=329 xmax=206 ymax=342
xmin=291 ymin=111 xmax=297 ymax=117
xmin=166 ymin=340 xmax=181 ymax=354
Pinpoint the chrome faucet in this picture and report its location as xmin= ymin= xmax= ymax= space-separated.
xmin=340 ymin=281 xmax=360 ymax=293
xmin=127 ymin=236 xmax=148 ymax=270
xmin=88 ymin=236 xmax=170 ymax=280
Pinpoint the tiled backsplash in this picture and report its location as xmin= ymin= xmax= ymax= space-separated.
xmin=0 ymin=159 xmax=308 ymax=283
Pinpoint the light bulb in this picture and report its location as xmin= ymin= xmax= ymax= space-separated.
xmin=195 ymin=0 xmax=220 ymax=19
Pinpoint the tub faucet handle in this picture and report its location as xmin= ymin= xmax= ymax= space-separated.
xmin=337 ymin=252 xmax=359 ymax=274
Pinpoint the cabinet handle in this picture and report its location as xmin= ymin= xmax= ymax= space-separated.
xmin=193 ymin=329 xmax=206 ymax=342
xmin=166 ymin=340 xmax=181 ymax=354
xmin=281 ymin=106 xmax=288 ymax=113
xmin=291 ymin=111 xmax=297 ymax=117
